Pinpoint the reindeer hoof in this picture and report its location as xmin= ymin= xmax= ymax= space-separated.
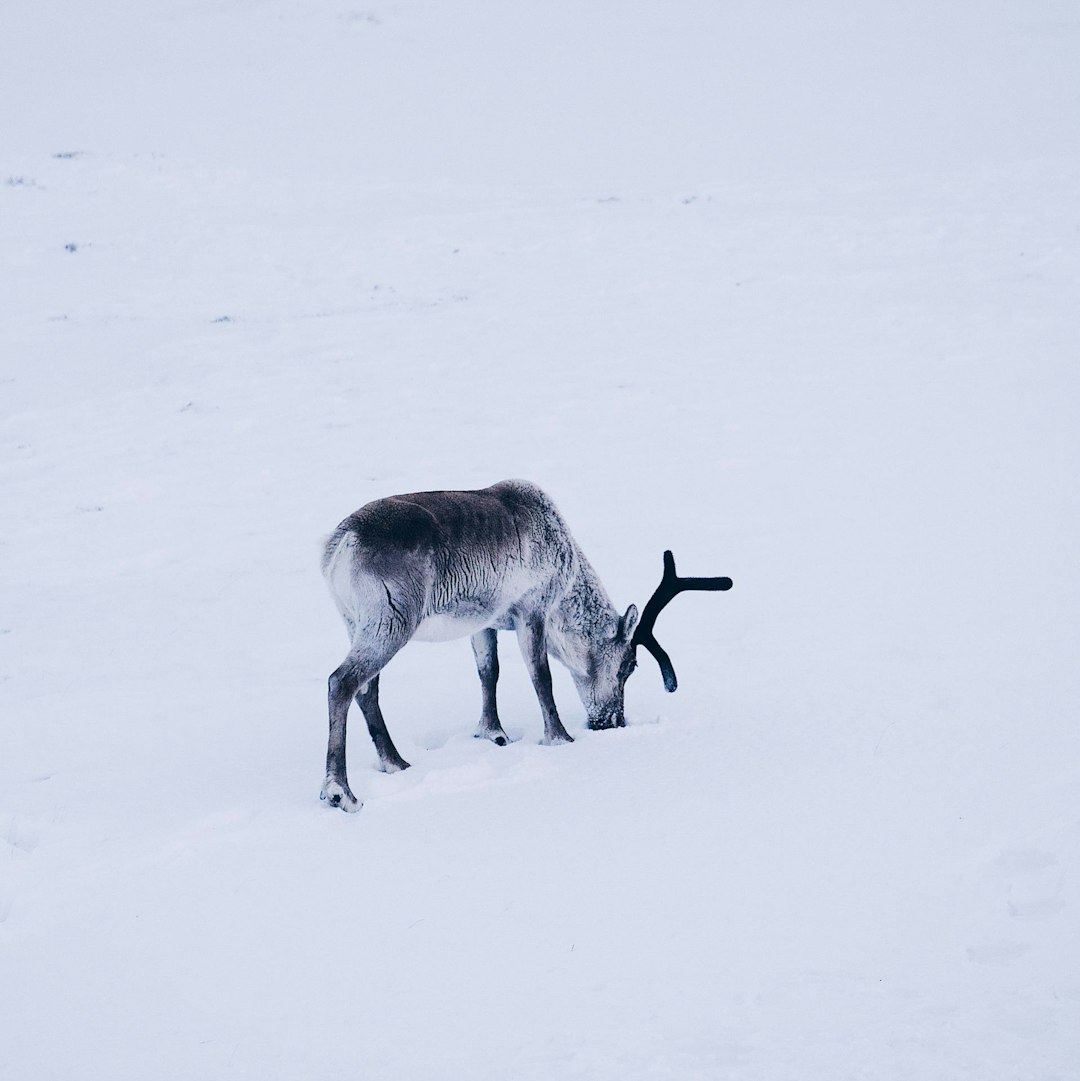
xmin=542 ymin=731 xmax=574 ymax=746
xmin=474 ymin=726 xmax=511 ymax=747
xmin=320 ymin=778 xmax=360 ymax=812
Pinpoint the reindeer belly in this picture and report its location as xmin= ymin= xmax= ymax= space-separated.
xmin=413 ymin=604 xmax=504 ymax=642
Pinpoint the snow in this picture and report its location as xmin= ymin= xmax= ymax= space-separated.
xmin=2 ymin=1 xmax=1079 ymax=1077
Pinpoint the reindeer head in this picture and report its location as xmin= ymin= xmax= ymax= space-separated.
xmin=575 ymin=605 xmax=641 ymax=731
xmin=579 ymin=551 xmax=732 ymax=730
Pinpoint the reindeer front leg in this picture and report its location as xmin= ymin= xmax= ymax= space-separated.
xmin=516 ymin=615 xmax=574 ymax=746
xmin=471 ymin=628 xmax=511 ymax=745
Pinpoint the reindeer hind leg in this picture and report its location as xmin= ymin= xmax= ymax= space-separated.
xmin=355 ymin=674 xmax=411 ymax=773
xmin=322 ymin=652 xmax=365 ymax=811
xmin=322 ymin=629 xmax=411 ymax=811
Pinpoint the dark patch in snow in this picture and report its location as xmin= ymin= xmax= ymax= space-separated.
xmin=64 ymin=242 xmax=79 ymax=253
xmin=341 ymin=10 xmax=382 ymax=27
xmin=966 ymin=941 xmax=1030 ymax=965
xmin=212 ymin=315 xmax=233 ymax=323
xmin=993 ymin=850 xmax=1058 ymax=874
xmin=1008 ymin=898 xmax=1065 ymax=920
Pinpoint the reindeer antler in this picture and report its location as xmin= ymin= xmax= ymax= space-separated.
xmin=632 ymin=550 xmax=733 ymax=692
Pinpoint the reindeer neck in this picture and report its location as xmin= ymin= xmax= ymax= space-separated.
xmin=548 ymin=551 xmax=618 ymax=665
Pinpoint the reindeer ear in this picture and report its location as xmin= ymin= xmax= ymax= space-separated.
xmin=618 ymin=604 xmax=640 ymax=642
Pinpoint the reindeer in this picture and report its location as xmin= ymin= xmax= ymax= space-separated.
xmin=319 ymin=479 xmax=731 ymax=810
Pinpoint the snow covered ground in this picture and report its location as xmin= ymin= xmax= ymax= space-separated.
xmin=2 ymin=1 xmax=1079 ymax=1077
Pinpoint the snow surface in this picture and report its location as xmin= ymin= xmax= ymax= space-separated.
xmin=3 ymin=1 xmax=1080 ymax=1077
